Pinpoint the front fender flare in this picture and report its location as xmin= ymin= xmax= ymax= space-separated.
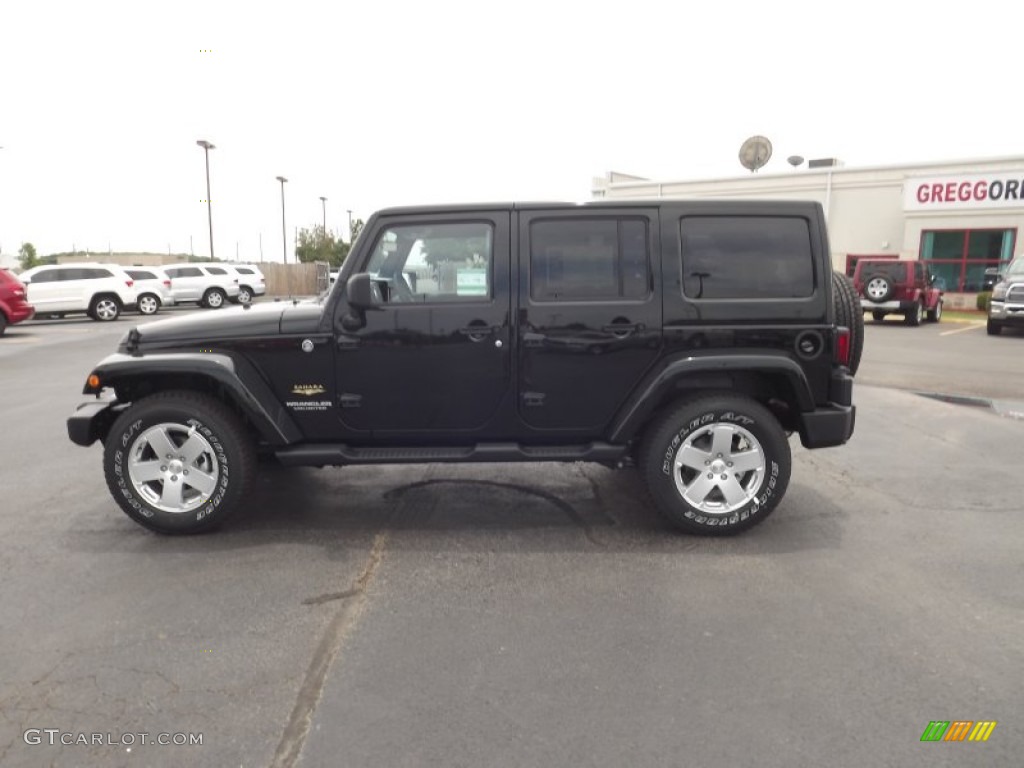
xmin=83 ymin=352 xmax=302 ymax=446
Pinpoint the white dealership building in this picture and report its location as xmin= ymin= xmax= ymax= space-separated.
xmin=593 ymin=156 xmax=1024 ymax=308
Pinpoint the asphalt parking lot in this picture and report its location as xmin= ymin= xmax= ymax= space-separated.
xmin=1 ymin=310 xmax=1022 ymax=767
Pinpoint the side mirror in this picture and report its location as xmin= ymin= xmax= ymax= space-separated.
xmin=346 ymin=273 xmax=379 ymax=309
xmin=340 ymin=272 xmax=380 ymax=332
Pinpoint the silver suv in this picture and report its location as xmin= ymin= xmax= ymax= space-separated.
xmin=19 ymin=263 xmax=138 ymax=321
xmin=163 ymin=265 xmax=240 ymax=308
xmin=987 ymin=257 xmax=1024 ymax=335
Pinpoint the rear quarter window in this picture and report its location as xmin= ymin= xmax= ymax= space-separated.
xmin=680 ymin=216 xmax=815 ymax=299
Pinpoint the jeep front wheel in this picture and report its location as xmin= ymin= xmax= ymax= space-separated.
xmin=641 ymin=395 xmax=791 ymax=535
xmin=103 ymin=391 xmax=255 ymax=534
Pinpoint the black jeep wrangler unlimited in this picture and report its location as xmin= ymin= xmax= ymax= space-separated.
xmin=68 ymin=201 xmax=860 ymax=536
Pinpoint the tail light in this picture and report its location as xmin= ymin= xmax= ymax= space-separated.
xmin=834 ymin=327 xmax=851 ymax=367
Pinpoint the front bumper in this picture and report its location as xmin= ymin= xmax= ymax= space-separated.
xmin=67 ymin=400 xmax=125 ymax=446
xmin=989 ymin=301 xmax=1024 ymax=325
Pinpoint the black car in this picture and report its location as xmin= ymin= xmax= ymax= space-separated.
xmin=68 ymin=201 xmax=859 ymax=537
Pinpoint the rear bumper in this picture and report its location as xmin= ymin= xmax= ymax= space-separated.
xmin=797 ymin=369 xmax=855 ymax=448
xmin=860 ymin=299 xmax=918 ymax=313
xmin=67 ymin=400 xmax=125 ymax=446
xmin=4 ymin=302 xmax=35 ymax=323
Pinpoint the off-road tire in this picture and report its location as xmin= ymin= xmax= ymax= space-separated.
xmin=640 ymin=395 xmax=792 ymax=536
xmin=863 ymin=273 xmax=894 ymax=302
xmin=927 ymin=300 xmax=942 ymax=323
xmin=832 ymin=271 xmax=864 ymax=376
xmin=103 ymin=391 xmax=255 ymax=534
xmin=0 ymin=311 xmax=7 ymax=336
xmin=905 ymin=300 xmax=923 ymax=327
xmin=986 ymin=318 xmax=1002 ymax=336
xmin=202 ymin=288 xmax=227 ymax=309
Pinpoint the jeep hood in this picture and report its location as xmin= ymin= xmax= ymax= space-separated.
xmin=125 ymin=301 xmax=324 ymax=347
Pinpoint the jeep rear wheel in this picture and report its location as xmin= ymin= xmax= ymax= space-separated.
xmin=640 ymin=395 xmax=791 ymax=536
xmin=103 ymin=391 xmax=255 ymax=534
xmin=905 ymin=300 xmax=923 ymax=327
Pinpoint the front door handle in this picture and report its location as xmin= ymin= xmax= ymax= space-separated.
xmin=458 ymin=324 xmax=499 ymax=342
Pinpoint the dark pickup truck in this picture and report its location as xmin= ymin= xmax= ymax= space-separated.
xmin=69 ymin=200 xmax=860 ymax=536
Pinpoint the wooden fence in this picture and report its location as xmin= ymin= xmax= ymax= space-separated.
xmin=260 ymin=262 xmax=330 ymax=297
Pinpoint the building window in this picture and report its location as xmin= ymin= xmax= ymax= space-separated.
xmin=920 ymin=229 xmax=1015 ymax=291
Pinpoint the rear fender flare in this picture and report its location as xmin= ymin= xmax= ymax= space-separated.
xmin=608 ymin=354 xmax=816 ymax=444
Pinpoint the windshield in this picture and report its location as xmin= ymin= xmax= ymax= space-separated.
xmin=1004 ymin=258 xmax=1024 ymax=277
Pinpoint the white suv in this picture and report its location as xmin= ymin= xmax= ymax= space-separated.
xmin=124 ymin=267 xmax=175 ymax=315
xmin=229 ymin=264 xmax=267 ymax=304
xmin=163 ymin=264 xmax=240 ymax=308
xmin=19 ymin=263 xmax=138 ymax=321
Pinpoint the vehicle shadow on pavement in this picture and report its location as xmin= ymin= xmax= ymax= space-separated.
xmin=68 ymin=460 xmax=845 ymax=557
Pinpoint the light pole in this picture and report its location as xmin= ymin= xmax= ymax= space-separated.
xmin=319 ymin=196 xmax=327 ymax=236
xmin=196 ymin=140 xmax=215 ymax=259
xmin=276 ymin=176 xmax=288 ymax=263
xmin=346 ymin=209 xmax=353 ymax=243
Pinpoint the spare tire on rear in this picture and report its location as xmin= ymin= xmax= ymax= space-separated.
xmin=832 ymin=271 xmax=864 ymax=376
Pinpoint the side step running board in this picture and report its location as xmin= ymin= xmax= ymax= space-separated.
xmin=274 ymin=441 xmax=627 ymax=467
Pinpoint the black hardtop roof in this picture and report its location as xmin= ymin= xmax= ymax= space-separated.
xmin=373 ymin=199 xmax=822 ymax=216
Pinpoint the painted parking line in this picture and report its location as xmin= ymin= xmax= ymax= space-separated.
xmin=940 ymin=322 xmax=985 ymax=336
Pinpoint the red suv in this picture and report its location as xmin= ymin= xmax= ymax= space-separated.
xmin=853 ymin=259 xmax=943 ymax=326
xmin=0 ymin=268 xmax=35 ymax=335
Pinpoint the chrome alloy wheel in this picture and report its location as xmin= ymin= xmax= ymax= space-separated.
xmin=866 ymin=277 xmax=890 ymax=300
xmin=138 ymin=294 xmax=160 ymax=315
xmin=671 ymin=423 xmax=766 ymax=514
xmin=127 ymin=422 xmax=220 ymax=513
xmin=94 ymin=298 xmax=120 ymax=321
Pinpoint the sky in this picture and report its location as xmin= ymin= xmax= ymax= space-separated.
xmin=1 ymin=0 xmax=1021 ymax=261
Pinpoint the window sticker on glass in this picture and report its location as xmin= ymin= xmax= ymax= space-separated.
xmin=456 ymin=268 xmax=488 ymax=296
